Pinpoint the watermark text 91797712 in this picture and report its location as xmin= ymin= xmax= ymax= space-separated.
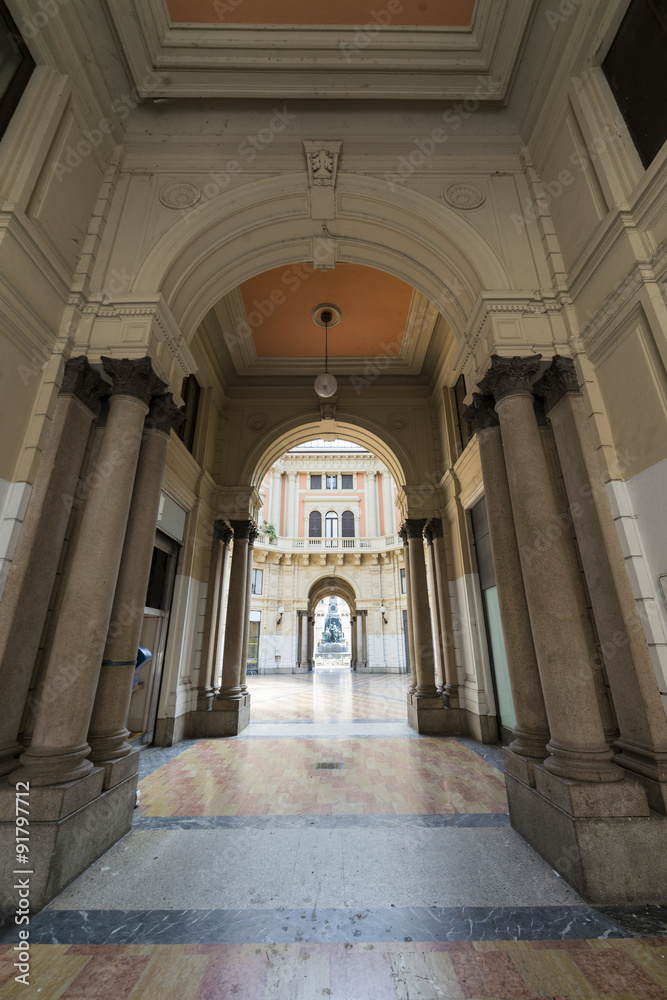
xmin=13 ymin=782 xmax=32 ymax=987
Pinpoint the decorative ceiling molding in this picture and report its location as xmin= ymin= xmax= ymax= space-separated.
xmin=211 ymin=286 xmax=440 ymax=379
xmin=103 ymin=0 xmax=534 ymax=101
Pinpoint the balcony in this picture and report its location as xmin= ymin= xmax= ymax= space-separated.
xmin=255 ymin=533 xmax=401 ymax=551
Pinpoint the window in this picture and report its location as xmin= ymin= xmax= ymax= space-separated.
xmin=326 ymin=474 xmax=337 ymax=489
xmin=341 ymin=510 xmax=355 ymax=537
xmin=602 ymin=0 xmax=667 ymax=168
xmin=251 ymin=568 xmax=263 ymax=595
xmin=400 ymin=568 xmax=406 ymax=595
xmin=177 ymin=375 xmax=201 ymax=454
xmin=0 ymin=3 xmax=35 ymax=141
xmin=310 ymin=474 xmax=322 ymax=490
xmin=454 ymin=374 xmax=471 ymax=454
xmin=325 ymin=511 xmax=338 ymax=537
xmin=309 ymin=510 xmax=322 ymax=537
xmin=341 ymin=473 xmax=353 ymax=489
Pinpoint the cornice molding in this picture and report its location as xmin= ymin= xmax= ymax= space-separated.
xmin=104 ymin=0 xmax=531 ymax=101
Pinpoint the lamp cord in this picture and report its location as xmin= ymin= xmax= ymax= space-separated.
xmin=325 ymin=319 xmax=329 ymax=374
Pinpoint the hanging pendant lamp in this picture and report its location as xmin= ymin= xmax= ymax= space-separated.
xmin=312 ymin=304 xmax=341 ymax=398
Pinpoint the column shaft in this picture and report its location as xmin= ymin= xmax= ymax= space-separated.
xmin=10 ymin=357 xmax=166 ymax=787
xmin=425 ymin=541 xmax=445 ymax=691
xmin=400 ymin=530 xmax=418 ymax=692
xmin=350 ymin=615 xmax=358 ymax=669
xmin=405 ymin=520 xmax=439 ymax=697
xmin=218 ymin=521 xmax=252 ymax=699
xmin=0 ymin=358 xmax=107 ymax=774
xmin=468 ymin=397 xmax=549 ymax=759
xmin=479 ymin=356 xmax=621 ymax=783
xmin=426 ymin=520 xmax=460 ymax=709
xmin=88 ymin=394 xmax=183 ymax=774
xmin=239 ymin=529 xmax=258 ymax=691
xmin=540 ymin=359 xmax=667 ymax=799
xmin=307 ymin=615 xmax=315 ymax=669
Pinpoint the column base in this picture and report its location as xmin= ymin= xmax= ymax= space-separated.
xmin=0 ymin=771 xmax=137 ymax=915
xmin=0 ymin=767 xmax=104 ymax=823
xmin=196 ymin=689 xmax=215 ymax=711
xmin=197 ymin=693 xmax=251 ymax=736
xmin=0 ymin=745 xmax=21 ymax=778
xmin=95 ymin=748 xmax=141 ymax=791
xmin=503 ymin=747 xmax=541 ymax=788
xmin=505 ymin=769 xmax=667 ymax=904
xmin=407 ymin=693 xmax=463 ymax=735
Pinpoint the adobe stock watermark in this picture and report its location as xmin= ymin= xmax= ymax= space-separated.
xmin=180 ymin=107 xmax=298 ymax=225
xmin=54 ymin=69 xmax=166 ymax=181
xmin=545 ymin=0 xmax=586 ymax=31
xmin=338 ymin=0 xmax=418 ymax=62
xmin=512 ymin=115 xmax=629 ymax=232
xmin=6 ymin=0 xmax=71 ymax=50
xmin=221 ymin=238 xmax=332 ymax=353
xmin=384 ymin=75 xmax=498 ymax=192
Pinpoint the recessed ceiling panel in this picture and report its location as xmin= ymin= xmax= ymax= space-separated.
xmin=239 ymin=263 xmax=413 ymax=358
xmin=167 ymin=0 xmax=475 ymax=27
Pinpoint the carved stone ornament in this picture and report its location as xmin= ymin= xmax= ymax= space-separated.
xmin=398 ymin=525 xmax=408 ymax=545
xmin=248 ymin=525 xmax=260 ymax=546
xmin=477 ymin=354 xmax=542 ymax=403
xmin=535 ymin=355 xmax=581 ymax=413
xmin=443 ymin=183 xmax=485 ymax=210
xmin=101 ymin=356 xmax=167 ymax=404
xmin=159 ymin=182 xmax=201 ymax=210
xmin=59 ymin=356 xmax=109 ymax=414
xmin=303 ymin=140 xmax=342 ymax=187
xmin=148 ymin=393 xmax=186 ymax=435
xmin=247 ymin=413 xmax=268 ymax=432
xmin=320 ymin=398 xmax=337 ymax=421
xmin=388 ymin=412 xmax=409 ymax=431
xmin=463 ymin=393 xmax=499 ymax=433
xmin=214 ymin=520 xmax=234 ymax=546
xmin=423 ymin=517 xmax=444 ymax=546
xmin=403 ymin=518 xmax=428 ymax=540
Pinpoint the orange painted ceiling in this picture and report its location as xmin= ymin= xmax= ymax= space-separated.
xmin=239 ymin=263 xmax=413 ymax=358
xmin=167 ymin=0 xmax=475 ymax=27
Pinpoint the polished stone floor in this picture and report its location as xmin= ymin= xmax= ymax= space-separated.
xmin=1 ymin=669 xmax=666 ymax=998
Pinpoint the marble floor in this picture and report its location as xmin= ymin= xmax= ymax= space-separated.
xmin=1 ymin=669 xmax=665 ymax=998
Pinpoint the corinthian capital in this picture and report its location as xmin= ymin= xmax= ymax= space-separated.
xmin=148 ymin=393 xmax=186 ymax=435
xmin=535 ymin=356 xmax=580 ymax=413
xmin=477 ymin=354 xmax=542 ymax=402
xmin=101 ymin=356 xmax=167 ymax=404
xmin=59 ymin=356 xmax=109 ymax=414
xmin=463 ymin=393 xmax=499 ymax=432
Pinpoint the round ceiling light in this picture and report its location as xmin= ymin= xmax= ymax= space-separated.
xmin=314 ymin=372 xmax=338 ymax=398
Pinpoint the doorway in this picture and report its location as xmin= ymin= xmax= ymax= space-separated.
xmin=127 ymin=530 xmax=179 ymax=745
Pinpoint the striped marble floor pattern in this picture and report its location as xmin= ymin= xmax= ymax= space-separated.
xmin=0 ymin=670 xmax=665 ymax=998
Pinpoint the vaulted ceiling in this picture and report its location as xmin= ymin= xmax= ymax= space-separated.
xmin=203 ymin=263 xmax=454 ymax=387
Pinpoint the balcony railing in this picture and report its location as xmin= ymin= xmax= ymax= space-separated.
xmin=254 ymin=533 xmax=400 ymax=551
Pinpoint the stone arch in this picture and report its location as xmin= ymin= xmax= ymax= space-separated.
xmin=307 ymin=574 xmax=358 ymax=617
xmin=132 ymin=172 xmax=511 ymax=343
xmin=241 ymin=416 xmax=414 ymax=492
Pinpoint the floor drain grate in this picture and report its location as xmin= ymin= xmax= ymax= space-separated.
xmin=315 ymin=762 xmax=344 ymax=769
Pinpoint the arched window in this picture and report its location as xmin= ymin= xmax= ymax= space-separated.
xmin=325 ymin=511 xmax=338 ymax=537
xmin=309 ymin=510 xmax=322 ymax=537
xmin=341 ymin=510 xmax=355 ymax=537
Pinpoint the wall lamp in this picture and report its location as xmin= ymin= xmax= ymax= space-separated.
xmin=380 ymin=604 xmax=388 ymax=625
xmin=277 ymin=605 xmax=285 ymax=625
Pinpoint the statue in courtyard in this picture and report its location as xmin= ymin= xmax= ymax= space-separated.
xmin=317 ymin=596 xmax=349 ymax=655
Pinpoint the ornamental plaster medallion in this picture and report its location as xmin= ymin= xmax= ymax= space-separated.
xmin=247 ymin=413 xmax=268 ymax=431
xmin=159 ymin=182 xmax=201 ymax=210
xmin=443 ymin=183 xmax=485 ymax=210
xmin=388 ymin=412 xmax=409 ymax=431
